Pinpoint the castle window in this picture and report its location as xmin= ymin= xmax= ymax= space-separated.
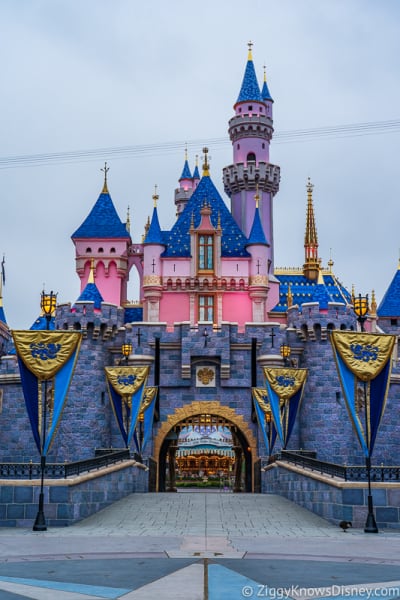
xmin=262 ymin=143 xmax=265 ymax=149
xmin=237 ymin=144 xmax=240 ymax=150
xmin=391 ymin=319 xmax=398 ymax=326
xmin=238 ymin=107 xmax=242 ymax=113
xmin=248 ymin=105 xmax=253 ymax=111
xmin=86 ymin=247 xmax=92 ymax=253
xmin=110 ymin=247 xmax=116 ymax=253
xmin=247 ymin=152 xmax=256 ymax=163
xmin=199 ymin=295 xmax=214 ymax=322
xmin=98 ymin=247 xmax=104 ymax=253
xmin=198 ymin=235 xmax=214 ymax=271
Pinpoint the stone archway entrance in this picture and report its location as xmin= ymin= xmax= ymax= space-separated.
xmin=152 ymin=401 xmax=258 ymax=493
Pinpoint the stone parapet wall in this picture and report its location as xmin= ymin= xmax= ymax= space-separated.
xmin=0 ymin=460 xmax=148 ymax=527
xmin=263 ymin=461 xmax=400 ymax=529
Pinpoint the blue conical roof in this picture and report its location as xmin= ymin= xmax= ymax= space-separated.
xmin=193 ymin=164 xmax=200 ymax=180
xmin=161 ymin=175 xmax=250 ymax=258
xmin=0 ymin=306 xmax=6 ymax=325
xmin=236 ymin=58 xmax=262 ymax=104
xmin=144 ymin=207 xmax=165 ymax=245
xmin=180 ymin=159 xmax=192 ymax=180
xmin=246 ymin=207 xmax=269 ymax=246
xmin=261 ymin=79 xmax=273 ymax=102
xmin=30 ymin=316 xmax=55 ymax=330
xmin=378 ymin=267 xmax=400 ymax=317
xmin=75 ymin=282 xmax=104 ymax=310
xmin=72 ymin=187 xmax=130 ymax=239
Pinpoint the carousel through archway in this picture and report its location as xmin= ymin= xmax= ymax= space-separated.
xmin=158 ymin=413 xmax=253 ymax=493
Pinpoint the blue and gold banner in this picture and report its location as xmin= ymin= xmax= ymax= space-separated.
xmin=252 ymin=388 xmax=277 ymax=456
xmin=330 ymin=331 xmax=395 ymax=457
xmin=263 ymin=368 xmax=308 ymax=449
xmin=12 ymin=330 xmax=82 ymax=455
xmin=139 ymin=386 xmax=158 ymax=453
xmin=105 ymin=366 xmax=149 ymax=448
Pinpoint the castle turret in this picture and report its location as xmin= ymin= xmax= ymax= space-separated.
xmin=143 ymin=188 xmax=165 ymax=321
xmin=246 ymin=188 xmax=270 ymax=321
xmin=303 ymin=178 xmax=320 ymax=281
xmin=223 ymin=42 xmax=280 ymax=273
xmin=175 ymin=149 xmax=194 ymax=216
xmin=71 ymin=164 xmax=131 ymax=307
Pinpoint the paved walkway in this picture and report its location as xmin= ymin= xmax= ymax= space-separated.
xmin=0 ymin=492 xmax=399 ymax=599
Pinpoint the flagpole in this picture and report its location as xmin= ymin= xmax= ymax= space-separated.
xmin=33 ymin=290 xmax=57 ymax=532
xmin=363 ymin=380 xmax=378 ymax=533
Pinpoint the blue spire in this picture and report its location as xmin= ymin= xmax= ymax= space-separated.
xmin=145 ymin=206 xmax=165 ymax=245
xmin=246 ymin=207 xmax=269 ymax=246
xmin=261 ymin=79 xmax=273 ymax=102
xmin=0 ymin=306 xmax=7 ymax=325
xmin=236 ymin=45 xmax=262 ymax=104
xmin=193 ymin=163 xmax=200 ymax=180
xmin=72 ymin=175 xmax=130 ymax=239
xmin=75 ymin=282 xmax=104 ymax=310
xmin=378 ymin=264 xmax=400 ymax=317
xmin=180 ymin=159 xmax=192 ymax=180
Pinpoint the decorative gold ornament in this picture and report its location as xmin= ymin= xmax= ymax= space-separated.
xmin=197 ymin=367 xmax=215 ymax=385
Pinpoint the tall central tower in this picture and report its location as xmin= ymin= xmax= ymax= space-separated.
xmin=223 ymin=43 xmax=280 ymax=274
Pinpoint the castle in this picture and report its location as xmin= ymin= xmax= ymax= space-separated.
xmin=0 ymin=44 xmax=399 ymax=495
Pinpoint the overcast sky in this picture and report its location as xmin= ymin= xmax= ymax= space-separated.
xmin=1 ymin=0 xmax=400 ymax=328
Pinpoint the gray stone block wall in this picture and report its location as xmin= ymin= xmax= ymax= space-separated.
xmin=0 ymin=462 xmax=148 ymax=527
xmin=263 ymin=462 xmax=400 ymax=529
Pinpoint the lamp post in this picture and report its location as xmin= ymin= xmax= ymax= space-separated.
xmin=265 ymin=410 xmax=272 ymax=459
xmin=33 ymin=290 xmax=57 ymax=532
xmin=353 ymin=293 xmax=369 ymax=332
xmin=280 ymin=344 xmax=291 ymax=366
xmin=121 ymin=343 xmax=132 ymax=363
xmin=353 ymin=293 xmax=378 ymax=533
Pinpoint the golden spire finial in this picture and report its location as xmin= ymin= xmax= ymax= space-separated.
xmin=195 ymin=154 xmax=199 ymax=167
xmin=142 ymin=215 xmax=151 ymax=242
xmin=306 ymin=176 xmax=314 ymax=195
xmin=202 ymin=147 xmax=210 ymax=176
xmin=153 ymin=184 xmax=159 ymax=208
xmin=351 ymin=284 xmax=355 ymax=303
xmin=88 ymin=258 xmax=95 ymax=284
xmin=328 ymin=248 xmax=334 ymax=272
xmin=248 ymin=40 xmax=253 ymax=60
xmin=287 ymin=282 xmax=293 ymax=308
xmin=126 ymin=206 xmax=131 ymax=233
xmin=303 ymin=176 xmax=319 ymax=280
xmin=184 ymin=143 xmax=188 ymax=161
xmin=370 ymin=289 xmax=377 ymax=316
xmin=263 ymin=64 xmax=267 ymax=83
xmin=254 ymin=184 xmax=260 ymax=209
xmin=101 ymin=162 xmax=109 ymax=194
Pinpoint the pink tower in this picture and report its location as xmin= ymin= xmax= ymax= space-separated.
xmin=223 ymin=43 xmax=280 ymax=275
xmin=71 ymin=164 xmax=131 ymax=307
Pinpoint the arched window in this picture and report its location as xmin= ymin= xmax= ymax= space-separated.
xmin=98 ymin=247 xmax=104 ymax=253
xmin=110 ymin=247 xmax=116 ymax=253
xmin=247 ymin=152 xmax=256 ymax=163
xmin=86 ymin=247 xmax=92 ymax=253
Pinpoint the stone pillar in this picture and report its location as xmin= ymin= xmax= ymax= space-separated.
xmin=233 ymin=445 xmax=243 ymax=493
xmin=167 ymin=444 xmax=178 ymax=492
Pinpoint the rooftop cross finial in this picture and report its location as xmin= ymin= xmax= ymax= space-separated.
xmin=153 ymin=184 xmax=159 ymax=208
xmin=254 ymin=184 xmax=260 ymax=209
xmin=184 ymin=143 xmax=188 ymax=161
xmin=195 ymin=154 xmax=199 ymax=166
xmin=126 ymin=205 xmax=131 ymax=233
xmin=101 ymin=162 xmax=109 ymax=193
xmin=263 ymin=64 xmax=267 ymax=82
xmin=202 ymin=147 xmax=210 ymax=176
xmin=248 ymin=40 xmax=253 ymax=60
xmin=306 ymin=176 xmax=314 ymax=194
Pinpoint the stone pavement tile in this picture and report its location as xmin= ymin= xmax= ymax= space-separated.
xmin=0 ymin=579 xmax=102 ymax=600
xmin=118 ymin=563 xmax=204 ymax=599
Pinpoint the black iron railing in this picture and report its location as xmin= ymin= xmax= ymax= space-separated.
xmin=0 ymin=449 xmax=131 ymax=480
xmin=279 ymin=451 xmax=400 ymax=482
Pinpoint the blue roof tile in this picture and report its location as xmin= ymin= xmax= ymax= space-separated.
xmin=246 ymin=207 xmax=269 ymax=246
xmin=378 ymin=268 xmax=400 ymax=317
xmin=72 ymin=190 xmax=130 ymax=239
xmin=30 ymin=316 xmax=55 ymax=330
xmin=144 ymin=207 xmax=165 ymax=245
xmin=124 ymin=306 xmax=143 ymax=323
xmin=75 ymin=282 xmax=104 ymax=310
xmin=236 ymin=59 xmax=262 ymax=104
xmin=193 ymin=164 xmax=200 ymax=179
xmin=161 ymin=175 xmax=250 ymax=258
xmin=271 ymin=273 xmax=351 ymax=312
xmin=180 ymin=159 xmax=192 ymax=180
